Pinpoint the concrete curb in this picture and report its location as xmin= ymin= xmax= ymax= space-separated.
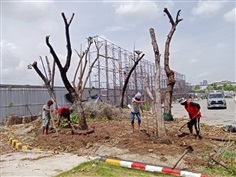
xmin=8 ymin=135 xmax=59 ymax=154
xmin=100 ymin=157 xmax=210 ymax=177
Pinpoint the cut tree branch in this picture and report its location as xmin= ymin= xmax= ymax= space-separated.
xmin=82 ymin=41 xmax=102 ymax=92
xmin=176 ymin=10 xmax=183 ymax=24
xmin=32 ymin=61 xmax=48 ymax=84
xmin=120 ymin=53 xmax=145 ymax=108
xmin=68 ymin=13 xmax=75 ymax=26
xmin=73 ymin=48 xmax=85 ymax=88
xmin=46 ymin=36 xmax=63 ymax=71
xmin=45 ymin=56 xmax=52 ymax=83
xmin=51 ymin=59 xmax=55 ymax=88
xmin=164 ymin=8 xmax=175 ymax=26
xmin=62 ymin=12 xmax=73 ymax=72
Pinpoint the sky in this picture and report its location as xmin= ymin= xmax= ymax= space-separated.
xmin=1 ymin=0 xmax=235 ymax=86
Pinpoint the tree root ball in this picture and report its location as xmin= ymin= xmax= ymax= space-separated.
xmin=71 ymin=125 xmax=95 ymax=135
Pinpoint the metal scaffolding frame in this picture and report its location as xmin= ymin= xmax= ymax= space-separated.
xmin=89 ymin=36 xmax=189 ymax=104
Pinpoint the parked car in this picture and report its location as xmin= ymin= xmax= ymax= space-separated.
xmin=207 ymin=92 xmax=227 ymax=109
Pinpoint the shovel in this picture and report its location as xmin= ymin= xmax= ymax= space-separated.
xmin=178 ymin=113 xmax=200 ymax=137
xmin=50 ymin=109 xmax=59 ymax=137
xmin=172 ymin=145 xmax=194 ymax=169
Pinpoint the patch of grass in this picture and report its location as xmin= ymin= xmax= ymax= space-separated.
xmin=222 ymin=150 xmax=236 ymax=176
xmin=202 ymin=165 xmax=236 ymax=177
xmin=202 ymin=149 xmax=236 ymax=177
xmin=56 ymin=161 xmax=172 ymax=177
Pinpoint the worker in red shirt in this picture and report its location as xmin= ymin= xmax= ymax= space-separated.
xmin=57 ymin=106 xmax=71 ymax=127
xmin=180 ymin=97 xmax=202 ymax=140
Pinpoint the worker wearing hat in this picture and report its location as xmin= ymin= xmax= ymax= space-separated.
xmin=130 ymin=92 xmax=146 ymax=133
xmin=42 ymin=100 xmax=54 ymax=135
xmin=180 ymin=96 xmax=202 ymax=140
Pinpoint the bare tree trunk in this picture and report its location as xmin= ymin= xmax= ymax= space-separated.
xmin=34 ymin=13 xmax=100 ymax=131
xmin=45 ymin=14 xmax=100 ymax=130
xmin=144 ymin=75 xmax=157 ymax=135
xmin=149 ymin=28 xmax=169 ymax=142
xmin=120 ymin=52 xmax=145 ymax=108
xmin=32 ymin=60 xmax=56 ymax=101
xmin=45 ymin=36 xmax=75 ymax=95
xmin=77 ymin=94 xmax=88 ymax=130
xmin=163 ymin=8 xmax=183 ymax=119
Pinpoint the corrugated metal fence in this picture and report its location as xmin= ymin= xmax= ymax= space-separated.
xmin=0 ymin=85 xmax=71 ymax=123
xmin=0 ymin=85 xmax=126 ymax=123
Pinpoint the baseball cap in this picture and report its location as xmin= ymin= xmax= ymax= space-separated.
xmin=134 ymin=92 xmax=142 ymax=99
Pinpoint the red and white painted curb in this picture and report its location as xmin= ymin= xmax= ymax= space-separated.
xmin=100 ymin=157 xmax=210 ymax=177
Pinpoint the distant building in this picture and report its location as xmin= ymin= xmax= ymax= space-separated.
xmin=210 ymin=80 xmax=232 ymax=86
xmin=203 ymin=80 xmax=208 ymax=86
xmin=229 ymin=81 xmax=236 ymax=86
xmin=199 ymin=80 xmax=208 ymax=86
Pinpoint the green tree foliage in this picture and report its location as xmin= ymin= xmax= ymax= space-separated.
xmin=224 ymin=84 xmax=236 ymax=91
xmin=207 ymin=84 xmax=236 ymax=91
xmin=194 ymin=85 xmax=201 ymax=90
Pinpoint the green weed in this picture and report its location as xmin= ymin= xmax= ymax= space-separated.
xmin=56 ymin=161 xmax=171 ymax=177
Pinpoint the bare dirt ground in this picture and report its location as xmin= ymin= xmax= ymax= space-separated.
xmin=1 ymin=110 xmax=236 ymax=175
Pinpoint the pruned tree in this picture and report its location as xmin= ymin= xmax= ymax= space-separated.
xmin=144 ymin=74 xmax=156 ymax=133
xmin=71 ymin=37 xmax=102 ymax=130
xmin=163 ymin=8 xmax=183 ymax=119
xmin=34 ymin=12 xmax=101 ymax=131
xmin=120 ymin=51 xmax=145 ymax=108
xmin=147 ymin=28 xmax=169 ymax=143
xmin=32 ymin=56 xmax=56 ymax=103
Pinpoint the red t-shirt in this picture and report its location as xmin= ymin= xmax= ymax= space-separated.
xmin=185 ymin=101 xmax=201 ymax=118
xmin=58 ymin=106 xmax=70 ymax=115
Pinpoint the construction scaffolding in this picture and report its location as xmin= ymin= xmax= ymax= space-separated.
xmin=89 ymin=36 xmax=189 ymax=105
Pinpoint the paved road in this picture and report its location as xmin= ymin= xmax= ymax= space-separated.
xmin=172 ymin=98 xmax=236 ymax=127
xmin=1 ymin=152 xmax=98 ymax=177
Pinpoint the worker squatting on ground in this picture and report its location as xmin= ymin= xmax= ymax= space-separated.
xmin=130 ymin=92 xmax=146 ymax=133
xmin=42 ymin=100 xmax=54 ymax=135
xmin=180 ymin=97 xmax=202 ymax=140
xmin=57 ymin=106 xmax=71 ymax=127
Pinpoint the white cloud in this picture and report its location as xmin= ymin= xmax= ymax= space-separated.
xmin=1 ymin=40 xmax=36 ymax=84
xmin=192 ymin=1 xmax=224 ymax=17
xmin=1 ymin=40 xmax=18 ymax=51
xmin=224 ymin=8 xmax=236 ymax=22
xmin=105 ymin=26 xmax=126 ymax=32
xmin=3 ymin=1 xmax=55 ymax=22
xmin=1 ymin=41 xmax=21 ymax=69
xmin=115 ymin=2 xmax=160 ymax=26
xmin=1 ymin=1 xmax=235 ymax=85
